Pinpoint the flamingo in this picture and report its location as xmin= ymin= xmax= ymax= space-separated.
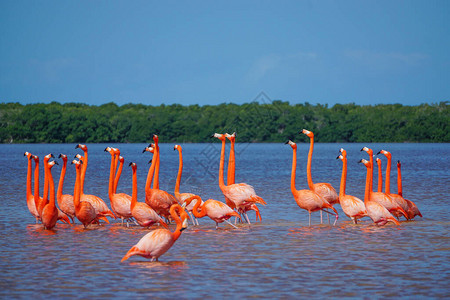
xmin=376 ymin=158 xmax=383 ymax=193
xmin=225 ymin=132 xmax=262 ymax=223
xmin=213 ymin=133 xmax=266 ymax=223
xmin=337 ymin=148 xmax=367 ymax=224
xmin=286 ymin=140 xmax=338 ymax=226
xmin=71 ymin=160 xmax=98 ymax=228
xmin=361 ymin=147 xmax=408 ymax=219
xmin=377 ymin=150 xmax=410 ymax=219
xmin=397 ymin=160 xmax=422 ymax=219
xmin=75 ymin=144 xmax=115 ymax=221
xmin=24 ymin=152 xmax=39 ymax=223
xmin=56 ymin=154 xmax=75 ymax=223
xmin=301 ymin=129 xmax=339 ymax=223
xmin=144 ymin=135 xmax=179 ymax=221
xmin=41 ymin=159 xmax=59 ymax=230
xmin=359 ymin=159 xmax=400 ymax=226
xmin=184 ymin=195 xmax=241 ymax=229
xmin=173 ymin=144 xmax=203 ymax=225
xmin=104 ymin=147 xmax=133 ymax=225
xmin=121 ymin=203 xmax=189 ymax=262
xmin=33 ymin=154 xmax=70 ymax=225
xmin=129 ymin=162 xmax=168 ymax=228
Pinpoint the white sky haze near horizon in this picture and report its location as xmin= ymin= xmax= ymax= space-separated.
xmin=0 ymin=0 xmax=449 ymax=107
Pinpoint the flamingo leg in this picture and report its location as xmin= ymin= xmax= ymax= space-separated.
xmin=309 ymin=212 xmax=312 ymax=226
xmin=320 ymin=210 xmax=323 ymax=224
xmin=224 ymin=219 xmax=238 ymax=229
xmin=244 ymin=212 xmax=251 ymax=225
xmin=322 ymin=209 xmax=339 ymax=226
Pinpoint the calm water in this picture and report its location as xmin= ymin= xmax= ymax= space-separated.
xmin=0 ymin=143 xmax=449 ymax=298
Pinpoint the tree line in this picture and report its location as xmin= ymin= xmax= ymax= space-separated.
xmin=0 ymin=101 xmax=448 ymax=143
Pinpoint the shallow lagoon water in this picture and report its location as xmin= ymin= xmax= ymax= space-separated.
xmin=0 ymin=143 xmax=449 ymax=298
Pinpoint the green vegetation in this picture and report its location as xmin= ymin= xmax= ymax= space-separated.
xmin=0 ymin=101 xmax=448 ymax=143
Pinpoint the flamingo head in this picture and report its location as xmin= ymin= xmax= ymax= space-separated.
xmin=75 ymin=144 xmax=87 ymax=151
xmin=339 ymin=148 xmax=347 ymax=157
xmin=32 ymin=155 xmax=39 ymax=162
xmin=129 ymin=162 xmax=137 ymax=170
xmin=113 ymin=148 xmax=120 ymax=156
xmin=212 ymin=133 xmax=226 ymax=141
xmin=378 ymin=149 xmax=391 ymax=159
xmin=74 ymin=153 xmax=84 ymax=161
xmin=361 ymin=146 xmax=373 ymax=156
xmin=47 ymin=160 xmax=58 ymax=169
xmin=152 ymin=134 xmax=159 ymax=143
xmin=104 ymin=147 xmax=114 ymax=154
xmin=397 ymin=160 xmax=401 ymax=168
xmin=225 ymin=132 xmax=236 ymax=142
xmin=143 ymin=146 xmax=154 ymax=154
xmin=285 ymin=140 xmax=297 ymax=150
xmin=301 ymin=129 xmax=314 ymax=138
xmin=358 ymin=158 xmax=370 ymax=168
xmin=44 ymin=153 xmax=54 ymax=163
xmin=174 ymin=144 xmax=181 ymax=151
xmin=24 ymin=152 xmax=32 ymax=159
xmin=337 ymin=154 xmax=344 ymax=160
xmin=58 ymin=153 xmax=68 ymax=162
xmin=118 ymin=156 xmax=124 ymax=163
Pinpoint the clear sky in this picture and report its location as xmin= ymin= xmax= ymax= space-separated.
xmin=0 ymin=0 xmax=449 ymax=107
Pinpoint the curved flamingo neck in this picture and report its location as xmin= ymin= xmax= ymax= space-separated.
xmin=227 ymin=139 xmax=235 ymax=185
xmin=131 ymin=165 xmax=137 ymax=211
xmin=169 ymin=205 xmax=184 ymax=241
xmin=114 ymin=157 xmax=124 ymax=194
xmin=385 ymin=155 xmax=392 ymax=194
xmin=290 ymin=146 xmax=299 ymax=196
xmin=191 ymin=196 xmax=206 ymax=218
xmin=74 ymin=164 xmax=81 ymax=211
xmin=145 ymin=153 xmax=156 ymax=192
xmin=33 ymin=158 xmax=40 ymax=214
xmin=48 ymin=165 xmax=56 ymax=209
xmin=339 ymin=156 xmax=347 ymax=197
xmin=26 ymin=156 xmax=32 ymax=199
xmin=377 ymin=159 xmax=383 ymax=193
xmin=108 ymin=152 xmax=115 ymax=200
xmin=154 ymin=144 xmax=160 ymax=189
xmin=306 ymin=135 xmax=314 ymax=190
xmin=57 ymin=157 xmax=67 ymax=202
xmin=174 ymin=148 xmax=183 ymax=198
xmin=397 ymin=163 xmax=403 ymax=197
xmin=80 ymin=149 xmax=88 ymax=195
xmin=218 ymin=138 xmax=226 ymax=191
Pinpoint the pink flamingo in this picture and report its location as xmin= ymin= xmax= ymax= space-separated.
xmin=359 ymin=159 xmax=400 ymax=226
xmin=121 ymin=204 xmax=189 ymax=262
xmin=397 ymin=160 xmax=422 ymax=219
xmin=377 ymin=149 xmax=410 ymax=219
xmin=301 ymin=129 xmax=339 ymax=223
xmin=75 ymin=144 xmax=115 ymax=221
xmin=173 ymin=144 xmax=203 ymax=225
xmin=287 ymin=140 xmax=338 ymax=226
xmin=129 ymin=162 xmax=168 ymax=228
xmin=337 ymin=148 xmax=367 ymax=224
xmin=56 ymin=154 xmax=75 ymax=223
xmin=104 ymin=147 xmax=133 ymax=225
xmin=144 ymin=135 xmax=179 ymax=221
xmin=213 ymin=133 xmax=266 ymax=222
xmin=225 ymin=132 xmax=261 ymax=223
xmin=184 ymin=195 xmax=241 ymax=229
xmin=24 ymin=152 xmax=39 ymax=223
xmin=361 ymin=147 xmax=408 ymax=219
xmin=41 ymin=159 xmax=59 ymax=230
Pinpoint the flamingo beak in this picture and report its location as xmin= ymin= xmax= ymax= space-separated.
xmin=180 ymin=217 xmax=189 ymax=231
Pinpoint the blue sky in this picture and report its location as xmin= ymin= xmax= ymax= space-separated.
xmin=0 ymin=0 xmax=449 ymax=106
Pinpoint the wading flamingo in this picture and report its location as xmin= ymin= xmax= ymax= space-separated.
xmin=75 ymin=144 xmax=115 ymax=220
xmin=301 ymin=129 xmax=339 ymax=223
xmin=377 ymin=150 xmax=409 ymax=219
xmin=144 ymin=135 xmax=179 ymax=221
xmin=71 ymin=160 xmax=98 ymax=228
xmin=361 ymin=147 xmax=408 ymax=219
xmin=287 ymin=140 xmax=338 ymax=226
xmin=397 ymin=160 xmax=422 ymax=219
xmin=121 ymin=203 xmax=189 ymax=262
xmin=129 ymin=162 xmax=168 ymax=228
xmin=213 ymin=133 xmax=266 ymax=223
xmin=337 ymin=148 xmax=367 ymax=224
xmin=57 ymin=154 xmax=75 ymax=223
xmin=105 ymin=147 xmax=133 ymax=225
xmin=184 ymin=195 xmax=241 ymax=229
xmin=41 ymin=160 xmax=59 ymax=230
xmin=24 ymin=152 xmax=39 ymax=223
xmin=225 ymin=132 xmax=261 ymax=223
xmin=359 ymin=159 xmax=400 ymax=226
xmin=376 ymin=158 xmax=383 ymax=193
xmin=174 ymin=144 xmax=203 ymax=225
